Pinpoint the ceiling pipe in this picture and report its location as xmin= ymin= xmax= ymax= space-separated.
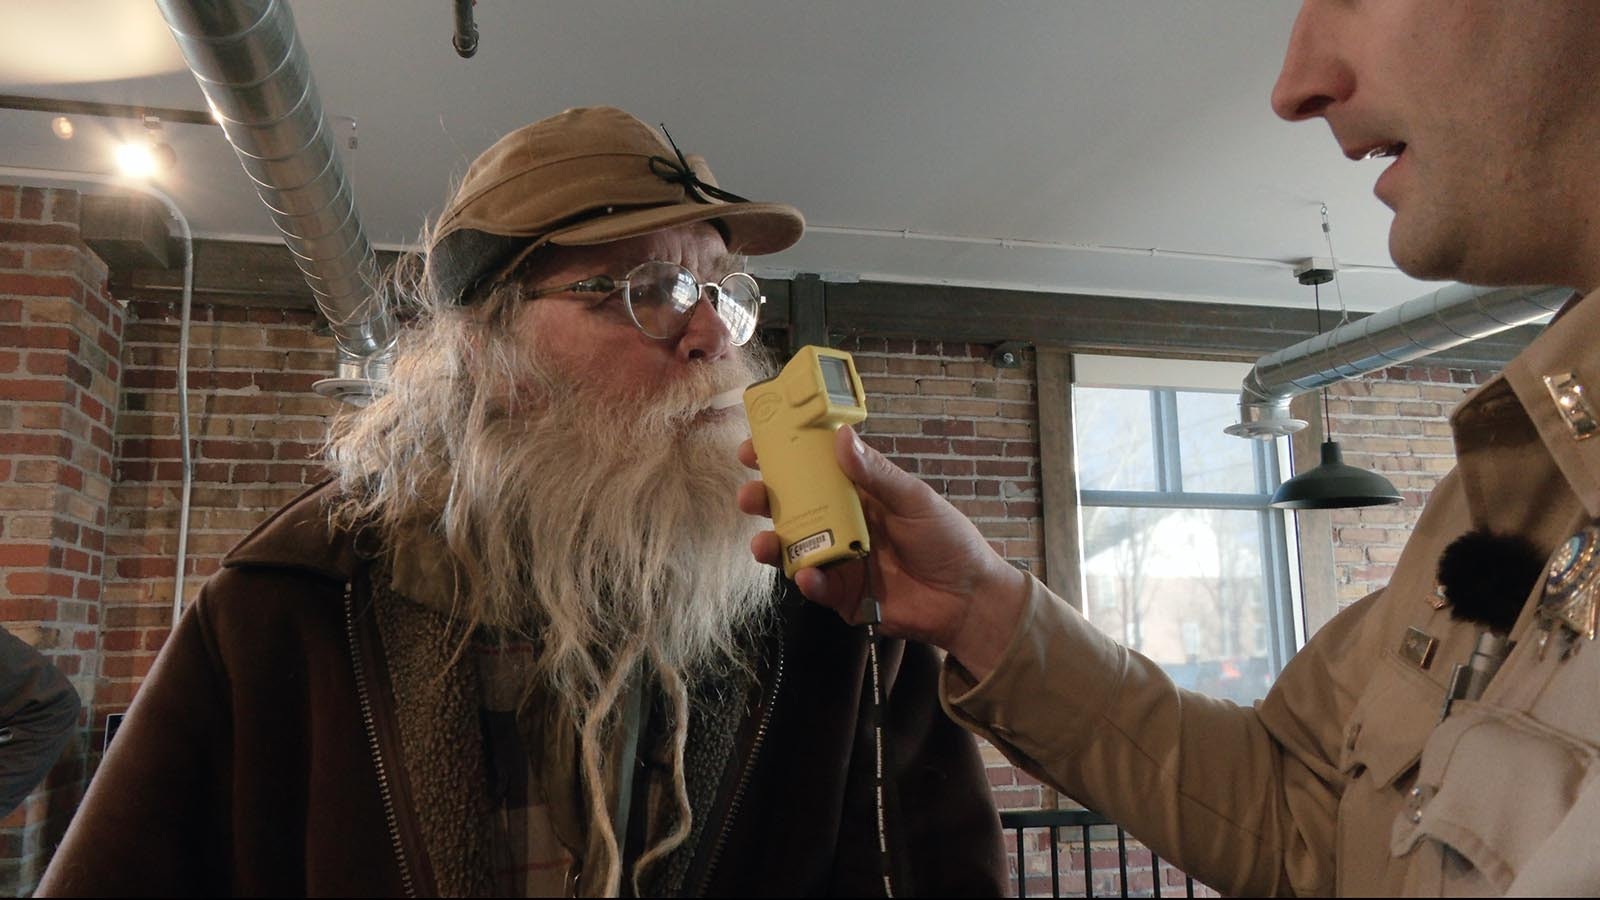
xmin=155 ymin=0 xmax=394 ymax=405
xmin=1226 ymin=282 xmax=1572 ymax=439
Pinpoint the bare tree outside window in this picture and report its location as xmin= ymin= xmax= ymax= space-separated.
xmin=1074 ymin=386 xmax=1297 ymax=705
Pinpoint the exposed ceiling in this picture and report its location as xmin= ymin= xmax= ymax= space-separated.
xmin=0 ymin=1 xmax=1443 ymax=314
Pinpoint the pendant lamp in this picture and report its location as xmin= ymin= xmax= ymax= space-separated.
xmin=1269 ymin=267 xmax=1404 ymax=510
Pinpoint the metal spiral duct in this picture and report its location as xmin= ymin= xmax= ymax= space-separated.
xmin=156 ymin=0 xmax=394 ymax=404
xmin=1227 ymin=283 xmax=1572 ymax=439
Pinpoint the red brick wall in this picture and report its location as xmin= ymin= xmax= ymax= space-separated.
xmin=1323 ymin=365 xmax=1491 ymax=607
xmin=844 ymin=338 xmax=1044 ymax=579
xmin=0 ymin=186 xmax=122 ymax=891
xmin=104 ymin=297 xmax=337 ymax=720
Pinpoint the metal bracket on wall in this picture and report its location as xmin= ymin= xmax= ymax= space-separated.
xmin=788 ymin=273 xmax=828 ymax=355
xmin=989 ymin=341 xmax=1028 ymax=369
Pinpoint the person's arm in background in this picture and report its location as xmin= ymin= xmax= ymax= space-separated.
xmin=0 ymin=626 xmax=81 ymax=817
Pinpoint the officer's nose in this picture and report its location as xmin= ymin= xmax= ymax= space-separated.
xmin=1270 ymin=2 xmax=1354 ymax=123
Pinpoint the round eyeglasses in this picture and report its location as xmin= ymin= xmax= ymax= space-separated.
xmin=520 ymin=260 xmax=764 ymax=346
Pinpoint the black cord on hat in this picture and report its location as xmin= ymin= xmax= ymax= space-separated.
xmin=650 ymin=123 xmax=753 ymax=205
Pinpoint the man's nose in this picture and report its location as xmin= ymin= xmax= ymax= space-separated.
xmin=675 ymin=294 xmax=732 ymax=362
xmin=1270 ymin=1 xmax=1353 ymax=122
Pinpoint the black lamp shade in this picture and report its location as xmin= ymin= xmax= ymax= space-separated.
xmin=1270 ymin=440 xmax=1404 ymax=509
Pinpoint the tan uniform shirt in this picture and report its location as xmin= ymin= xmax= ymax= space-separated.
xmin=943 ymin=289 xmax=1600 ymax=896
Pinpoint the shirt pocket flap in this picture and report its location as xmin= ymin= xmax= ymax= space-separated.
xmin=1389 ymin=702 xmax=1597 ymax=893
xmin=1340 ymin=651 xmax=1441 ymax=787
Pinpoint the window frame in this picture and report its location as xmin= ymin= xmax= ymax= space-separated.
xmin=1049 ymin=354 xmax=1305 ymax=692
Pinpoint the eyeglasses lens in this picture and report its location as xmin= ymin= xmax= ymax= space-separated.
xmin=715 ymin=273 xmax=760 ymax=345
xmin=625 ymin=262 xmax=700 ymax=339
xmin=624 ymin=263 xmax=762 ymax=346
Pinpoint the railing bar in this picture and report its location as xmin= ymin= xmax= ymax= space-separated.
xmin=1049 ymin=824 xmax=1062 ymax=899
xmin=998 ymin=810 xmax=1211 ymax=900
xmin=1082 ymin=824 xmax=1093 ymax=898
xmin=1117 ymin=827 xmax=1129 ymax=899
xmin=1015 ymin=825 xmax=1026 ymax=900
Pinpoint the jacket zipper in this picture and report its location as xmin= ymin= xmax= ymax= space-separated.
xmin=695 ymin=631 xmax=784 ymax=894
xmin=344 ymin=581 xmax=418 ymax=898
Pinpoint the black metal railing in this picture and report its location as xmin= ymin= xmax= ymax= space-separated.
xmin=999 ymin=808 xmax=1204 ymax=899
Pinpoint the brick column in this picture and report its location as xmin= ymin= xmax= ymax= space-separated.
xmin=103 ymin=298 xmax=337 ymax=719
xmin=0 ymin=184 xmax=123 ymax=892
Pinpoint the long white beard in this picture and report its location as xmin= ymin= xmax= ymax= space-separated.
xmin=326 ymin=305 xmax=779 ymax=894
xmin=446 ymin=347 xmax=779 ymax=712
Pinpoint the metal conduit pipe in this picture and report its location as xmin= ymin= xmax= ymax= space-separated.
xmin=155 ymin=0 xmax=394 ymax=405
xmin=453 ymin=0 xmax=480 ymax=57
xmin=1226 ymin=282 xmax=1572 ymax=439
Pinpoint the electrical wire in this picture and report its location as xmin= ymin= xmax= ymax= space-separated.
xmin=0 ymin=166 xmax=195 ymax=629
xmin=859 ymin=595 xmax=896 ymax=898
xmin=807 ymin=222 xmax=1404 ymax=275
xmin=1320 ymin=204 xmax=1353 ymax=327
xmin=1314 ymin=281 xmax=1332 ymax=433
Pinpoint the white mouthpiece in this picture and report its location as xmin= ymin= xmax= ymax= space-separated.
xmin=708 ymin=386 xmax=746 ymax=410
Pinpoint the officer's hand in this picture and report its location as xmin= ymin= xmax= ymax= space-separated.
xmin=736 ymin=428 xmax=1028 ymax=677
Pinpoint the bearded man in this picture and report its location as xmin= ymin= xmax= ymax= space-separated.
xmin=38 ymin=107 xmax=1007 ymax=897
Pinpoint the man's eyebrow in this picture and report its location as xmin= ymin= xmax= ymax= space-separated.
xmin=622 ymin=251 xmax=740 ymax=280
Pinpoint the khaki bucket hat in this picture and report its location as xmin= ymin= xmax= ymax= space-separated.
xmin=426 ymin=106 xmax=805 ymax=303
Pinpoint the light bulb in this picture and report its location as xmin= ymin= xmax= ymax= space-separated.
xmin=51 ymin=117 xmax=75 ymax=140
xmin=114 ymin=141 xmax=159 ymax=178
xmin=114 ymin=137 xmax=178 ymax=179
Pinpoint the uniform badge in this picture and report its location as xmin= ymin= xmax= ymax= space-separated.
xmin=1537 ymin=523 xmax=1600 ymax=658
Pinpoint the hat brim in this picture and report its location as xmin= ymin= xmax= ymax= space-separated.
xmin=547 ymin=200 xmax=804 ymax=255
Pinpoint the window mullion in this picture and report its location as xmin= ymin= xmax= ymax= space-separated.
xmin=1153 ymin=390 xmax=1183 ymax=492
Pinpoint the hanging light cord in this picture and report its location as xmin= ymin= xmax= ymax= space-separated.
xmin=1320 ymin=204 xmax=1352 ymax=327
xmin=1314 ymin=281 xmax=1332 ymax=431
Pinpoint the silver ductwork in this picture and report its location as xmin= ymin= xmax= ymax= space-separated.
xmin=156 ymin=0 xmax=394 ymax=405
xmin=1226 ymin=283 xmax=1570 ymax=439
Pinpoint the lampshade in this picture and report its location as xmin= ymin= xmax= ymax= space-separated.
xmin=1270 ymin=440 xmax=1403 ymax=510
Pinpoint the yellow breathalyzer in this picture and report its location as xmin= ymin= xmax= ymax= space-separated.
xmin=744 ymin=345 xmax=870 ymax=578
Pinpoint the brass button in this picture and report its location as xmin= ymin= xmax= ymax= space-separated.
xmin=1405 ymin=785 xmax=1433 ymax=824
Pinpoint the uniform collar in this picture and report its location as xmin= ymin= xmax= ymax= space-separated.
xmin=1467 ymin=288 xmax=1600 ymax=520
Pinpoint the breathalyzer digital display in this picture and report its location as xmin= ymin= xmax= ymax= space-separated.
xmin=819 ymin=356 xmax=856 ymax=406
xmin=743 ymin=346 xmax=870 ymax=578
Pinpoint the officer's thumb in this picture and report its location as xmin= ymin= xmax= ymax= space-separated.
xmin=836 ymin=426 xmax=930 ymax=515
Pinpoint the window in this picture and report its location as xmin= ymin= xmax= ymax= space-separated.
xmin=1072 ymin=356 xmax=1299 ymax=706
